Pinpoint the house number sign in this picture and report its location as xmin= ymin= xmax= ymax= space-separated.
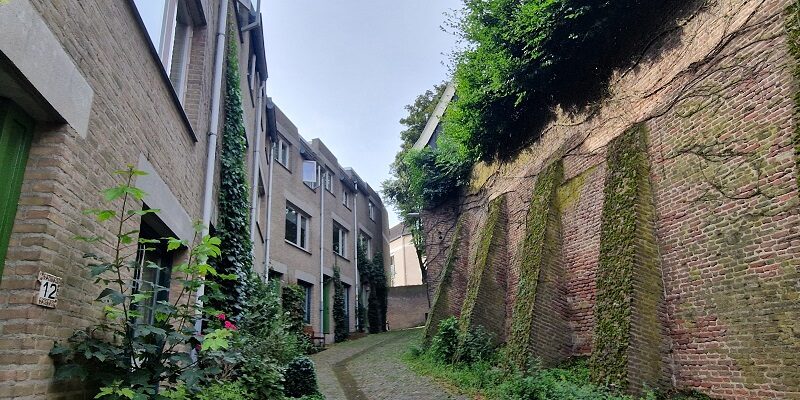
xmin=34 ymin=271 xmax=62 ymax=308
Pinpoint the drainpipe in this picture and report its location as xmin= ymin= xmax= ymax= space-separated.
xmin=249 ymin=83 xmax=264 ymax=241
xmin=263 ymin=100 xmax=276 ymax=276
xmin=353 ymin=182 xmax=359 ymax=331
xmin=319 ymin=165 xmax=325 ymax=336
xmin=195 ymin=0 xmax=228 ymax=335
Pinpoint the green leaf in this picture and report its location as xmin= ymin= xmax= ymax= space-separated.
xmin=96 ymin=288 xmax=125 ymax=305
xmin=201 ymin=328 xmax=232 ymax=351
xmin=127 ymin=209 xmax=160 ymax=216
xmin=167 ymin=238 xmax=185 ymax=252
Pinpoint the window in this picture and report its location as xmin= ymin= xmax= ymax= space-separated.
xmin=268 ymin=270 xmax=283 ymax=282
xmin=133 ymin=0 xmax=193 ymax=101
xmin=285 ymin=203 xmax=309 ymax=249
xmin=134 ymin=219 xmax=174 ymax=325
xmin=255 ymin=174 xmax=266 ymax=239
xmin=275 ymin=137 xmax=290 ymax=168
xmin=343 ymin=285 xmax=350 ymax=322
xmin=299 ymin=281 xmax=313 ymax=324
xmin=342 ymin=190 xmax=351 ymax=209
xmin=368 ymin=201 xmax=375 ymax=221
xmin=322 ymin=169 xmax=333 ymax=192
xmin=333 ymin=223 xmax=348 ymax=258
xmin=358 ymin=231 xmax=372 ymax=259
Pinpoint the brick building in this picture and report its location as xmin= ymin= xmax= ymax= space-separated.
xmin=0 ymin=0 xmax=388 ymax=397
xmin=422 ymin=0 xmax=800 ymax=398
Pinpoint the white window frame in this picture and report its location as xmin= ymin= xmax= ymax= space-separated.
xmin=342 ymin=190 xmax=350 ymax=209
xmin=276 ymin=137 xmax=290 ymax=168
xmin=323 ymin=170 xmax=333 ymax=192
xmin=359 ymin=231 xmax=372 ymax=259
xmin=285 ymin=203 xmax=309 ymax=250
xmin=333 ymin=223 xmax=347 ymax=258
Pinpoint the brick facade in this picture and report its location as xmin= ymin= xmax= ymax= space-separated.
xmin=423 ymin=0 xmax=800 ymax=397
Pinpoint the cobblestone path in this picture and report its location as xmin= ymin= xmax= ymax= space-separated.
xmin=311 ymin=328 xmax=467 ymax=400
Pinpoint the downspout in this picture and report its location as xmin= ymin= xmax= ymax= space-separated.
xmin=249 ymin=83 xmax=264 ymax=241
xmin=263 ymin=100 xmax=276 ymax=276
xmin=195 ymin=0 xmax=228 ymax=334
xmin=319 ymin=165 xmax=325 ymax=335
xmin=353 ymin=182 xmax=359 ymax=331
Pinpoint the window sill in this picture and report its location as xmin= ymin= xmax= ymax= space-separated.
xmin=276 ymin=160 xmax=291 ymax=173
xmin=335 ymin=253 xmax=350 ymax=262
xmin=285 ymin=239 xmax=312 ymax=255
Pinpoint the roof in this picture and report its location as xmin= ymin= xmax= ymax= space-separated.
xmin=412 ymin=82 xmax=456 ymax=149
xmin=389 ymin=222 xmax=412 ymax=241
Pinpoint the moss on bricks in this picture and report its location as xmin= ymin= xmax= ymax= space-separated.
xmin=506 ymin=161 xmax=564 ymax=370
xmin=458 ymin=195 xmax=506 ymax=342
xmin=788 ymin=0 xmax=800 ymax=194
xmin=424 ymin=218 xmax=464 ymax=345
xmin=589 ymin=124 xmax=666 ymax=394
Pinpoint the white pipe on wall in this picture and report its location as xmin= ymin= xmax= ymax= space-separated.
xmin=353 ymin=182 xmax=359 ymax=332
xmin=319 ymin=165 xmax=325 ymax=335
xmin=263 ymin=141 xmax=274 ymax=276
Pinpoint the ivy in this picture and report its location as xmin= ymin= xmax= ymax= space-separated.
xmin=333 ymin=266 xmax=349 ymax=343
xmin=506 ymin=160 xmax=563 ymax=370
xmin=458 ymin=195 xmax=505 ymax=338
xmin=589 ymin=124 xmax=658 ymax=392
xmin=212 ymin=30 xmax=254 ymax=318
xmin=281 ymin=284 xmax=306 ymax=337
xmin=424 ymin=218 xmax=464 ymax=344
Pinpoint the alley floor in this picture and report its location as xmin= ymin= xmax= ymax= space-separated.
xmin=311 ymin=328 xmax=467 ymax=400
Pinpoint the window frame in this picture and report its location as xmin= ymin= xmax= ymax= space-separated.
xmin=358 ymin=231 xmax=372 ymax=259
xmin=285 ymin=203 xmax=310 ymax=250
xmin=342 ymin=190 xmax=350 ymax=209
xmin=368 ymin=201 xmax=375 ymax=221
xmin=299 ymin=281 xmax=313 ymax=324
xmin=333 ymin=223 xmax=348 ymax=258
xmin=276 ymin=137 xmax=290 ymax=169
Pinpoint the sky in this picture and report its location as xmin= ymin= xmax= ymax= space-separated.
xmin=262 ymin=1 xmax=462 ymax=227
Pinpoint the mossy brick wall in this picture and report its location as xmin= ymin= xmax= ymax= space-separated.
xmin=589 ymin=124 xmax=668 ymax=394
xmin=458 ymin=195 xmax=507 ymax=342
xmin=506 ymin=161 xmax=571 ymax=368
xmin=423 ymin=215 xmax=464 ymax=343
xmin=421 ymin=0 xmax=800 ymax=397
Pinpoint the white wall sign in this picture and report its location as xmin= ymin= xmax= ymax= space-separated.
xmin=34 ymin=271 xmax=62 ymax=308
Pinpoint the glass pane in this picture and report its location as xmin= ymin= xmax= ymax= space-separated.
xmin=285 ymin=207 xmax=297 ymax=244
xmin=299 ymin=215 xmax=307 ymax=248
xmin=134 ymin=0 xmax=168 ymax=52
xmin=333 ymin=227 xmax=340 ymax=254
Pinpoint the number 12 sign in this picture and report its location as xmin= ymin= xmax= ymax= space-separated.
xmin=35 ymin=271 xmax=62 ymax=308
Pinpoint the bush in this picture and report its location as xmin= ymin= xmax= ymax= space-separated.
xmin=458 ymin=325 xmax=495 ymax=364
xmin=333 ymin=266 xmax=349 ymax=343
xmin=284 ymin=356 xmax=319 ymax=398
xmin=196 ymin=381 xmax=252 ymax=400
xmin=282 ymin=284 xmax=307 ymax=337
xmin=430 ymin=316 xmax=460 ymax=363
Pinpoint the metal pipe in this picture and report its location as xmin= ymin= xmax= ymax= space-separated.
xmin=353 ymin=182 xmax=359 ymax=331
xmin=249 ymin=83 xmax=264 ymax=240
xmin=264 ymin=141 xmax=274 ymax=276
xmin=195 ymin=0 xmax=229 ymax=334
xmin=319 ymin=164 xmax=325 ymax=336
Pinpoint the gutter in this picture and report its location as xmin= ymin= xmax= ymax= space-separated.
xmin=195 ymin=0 xmax=229 ymax=334
xmin=249 ymin=83 xmax=264 ymax=241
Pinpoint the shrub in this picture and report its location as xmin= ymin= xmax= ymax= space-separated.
xmin=282 ymin=284 xmax=307 ymax=337
xmin=196 ymin=381 xmax=252 ymax=400
xmin=284 ymin=356 xmax=320 ymax=398
xmin=430 ymin=316 xmax=460 ymax=363
xmin=458 ymin=325 xmax=495 ymax=364
xmin=333 ymin=266 xmax=349 ymax=343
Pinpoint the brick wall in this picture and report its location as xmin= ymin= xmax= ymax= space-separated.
xmin=422 ymin=0 xmax=800 ymax=397
xmin=386 ymin=284 xmax=429 ymax=330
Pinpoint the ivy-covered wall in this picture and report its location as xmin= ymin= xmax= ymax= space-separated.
xmin=789 ymin=0 xmax=800 ymax=193
xmin=423 ymin=217 xmax=464 ymax=344
xmin=506 ymin=161 xmax=568 ymax=369
xmin=588 ymin=124 xmax=666 ymax=393
xmin=458 ymin=195 xmax=506 ymax=342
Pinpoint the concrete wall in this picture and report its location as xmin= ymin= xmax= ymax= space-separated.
xmin=389 ymin=233 xmax=423 ymax=287
xmin=386 ymin=284 xmax=429 ymax=330
xmin=423 ymin=0 xmax=800 ymax=398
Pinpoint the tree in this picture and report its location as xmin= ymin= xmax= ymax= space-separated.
xmin=382 ymin=82 xmax=448 ymax=284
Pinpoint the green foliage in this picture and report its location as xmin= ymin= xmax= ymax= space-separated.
xmin=213 ymin=29 xmax=254 ymax=318
xmin=49 ymin=166 xmax=235 ymax=399
xmin=282 ymin=284 xmax=307 ymax=337
xmin=359 ymin=244 xmax=388 ymax=334
xmin=458 ymin=325 xmax=495 ymax=365
xmin=506 ymin=161 xmax=563 ymax=369
xmin=429 ymin=316 xmax=494 ymax=365
xmin=590 ymin=125 xmax=647 ymax=390
xmin=283 ymin=356 xmax=320 ymax=398
xmin=399 ymin=82 xmax=448 ymax=146
xmin=430 ymin=316 xmax=461 ymax=363
xmin=447 ymin=0 xmax=687 ymax=161
xmin=196 ymin=381 xmax=253 ymax=400
xmin=332 ymin=266 xmax=349 ymax=343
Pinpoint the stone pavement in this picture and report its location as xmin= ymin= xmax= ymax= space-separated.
xmin=311 ymin=328 xmax=467 ymax=400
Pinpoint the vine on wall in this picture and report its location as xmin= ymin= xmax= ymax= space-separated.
xmin=506 ymin=161 xmax=563 ymax=369
xmin=333 ymin=266 xmax=348 ymax=343
xmin=213 ymin=32 xmax=254 ymax=318
xmin=589 ymin=123 xmax=664 ymax=392
xmin=458 ymin=195 xmax=505 ymax=339
xmin=423 ymin=218 xmax=464 ymax=344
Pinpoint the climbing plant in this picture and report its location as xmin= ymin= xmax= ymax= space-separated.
xmin=333 ymin=266 xmax=349 ymax=342
xmin=506 ymin=161 xmax=563 ymax=370
xmin=373 ymin=250 xmax=388 ymax=332
xmin=424 ymin=218 xmax=464 ymax=344
xmin=212 ymin=30 xmax=254 ymax=318
xmin=589 ymin=124 xmax=654 ymax=391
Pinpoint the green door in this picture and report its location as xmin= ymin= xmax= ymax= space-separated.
xmin=322 ymin=280 xmax=330 ymax=334
xmin=0 ymin=99 xmax=34 ymax=283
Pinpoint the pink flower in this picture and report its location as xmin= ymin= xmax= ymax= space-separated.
xmin=216 ymin=313 xmax=226 ymax=321
xmin=224 ymin=320 xmax=237 ymax=331
xmin=195 ymin=344 xmax=202 ymax=351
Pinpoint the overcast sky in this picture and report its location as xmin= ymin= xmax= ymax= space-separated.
xmin=262 ymin=1 xmax=461 ymax=227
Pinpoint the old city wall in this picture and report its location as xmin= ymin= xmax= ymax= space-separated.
xmin=423 ymin=0 xmax=800 ymax=397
